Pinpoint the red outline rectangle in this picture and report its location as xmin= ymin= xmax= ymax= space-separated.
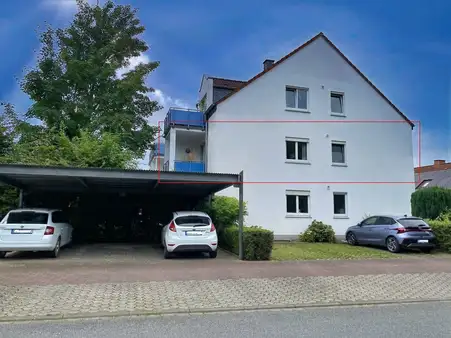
xmin=157 ymin=119 xmax=421 ymax=185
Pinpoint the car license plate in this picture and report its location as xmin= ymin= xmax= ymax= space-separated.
xmin=418 ymin=239 xmax=429 ymax=243
xmin=11 ymin=229 xmax=33 ymax=234
xmin=185 ymin=231 xmax=202 ymax=236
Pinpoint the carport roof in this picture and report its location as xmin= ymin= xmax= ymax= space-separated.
xmin=0 ymin=164 xmax=241 ymax=197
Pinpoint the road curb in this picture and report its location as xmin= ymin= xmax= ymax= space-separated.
xmin=1 ymin=297 xmax=451 ymax=323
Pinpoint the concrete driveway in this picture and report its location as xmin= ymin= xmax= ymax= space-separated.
xmin=0 ymin=243 xmax=236 ymax=267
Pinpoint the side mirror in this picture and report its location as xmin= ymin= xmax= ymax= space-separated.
xmin=357 ymin=222 xmax=362 ymax=226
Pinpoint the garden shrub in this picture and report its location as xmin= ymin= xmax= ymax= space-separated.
xmin=428 ymin=220 xmax=451 ymax=252
xmin=222 ymin=225 xmax=274 ymax=261
xmin=427 ymin=211 xmax=451 ymax=252
xmin=411 ymin=187 xmax=451 ymax=220
xmin=299 ymin=220 xmax=336 ymax=243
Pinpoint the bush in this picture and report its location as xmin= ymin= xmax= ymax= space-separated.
xmin=428 ymin=220 xmax=451 ymax=252
xmin=197 ymin=196 xmax=247 ymax=234
xmin=299 ymin=220 xmax=336 ymax=243
xmin=426 ymin=211 xmax=451 ymax=252
xmin=411 ymin=187 xmax=451 ymax=220
xmin=222 ymin=225 xmax=274 ymax=260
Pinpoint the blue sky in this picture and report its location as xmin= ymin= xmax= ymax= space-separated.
xmin=0 ymin=0 xmax=450 ymax=166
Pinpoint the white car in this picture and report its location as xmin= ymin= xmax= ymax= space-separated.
xmin=0 ymin=208 xmax=73 ymax=258
xmin=161 ymin=211 xmax=218 ymax=259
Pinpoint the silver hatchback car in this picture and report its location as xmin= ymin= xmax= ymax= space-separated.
xmin=345 ymin=215 xmax=437 ymax=253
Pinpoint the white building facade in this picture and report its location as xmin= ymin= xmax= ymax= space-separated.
xmin=161 ymin=33 xmax=416 ymax=239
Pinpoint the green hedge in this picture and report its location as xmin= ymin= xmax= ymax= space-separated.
xmin=428 ymin=220 xmax=451 ymax=252
xmin=222 ymin=225 xmax=274 ymax=260
xmin=411 ymin=187 xmax=451 ymax=219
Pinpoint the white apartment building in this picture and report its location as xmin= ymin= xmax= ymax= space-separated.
xmin=161 ymin=32 xmax=416 ymax=239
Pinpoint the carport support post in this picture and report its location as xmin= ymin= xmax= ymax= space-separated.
xmin=238 ymin=171 xmax=244 ymax=260
xmin=18 ymin=189 xmax=24 ymax=208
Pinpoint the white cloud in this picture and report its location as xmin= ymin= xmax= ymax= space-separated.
xmin=147 ymin=89 xmax=190 ymax=126
xmin=116 ymin=54 xmax=151 ymax=78
xmin=114 ymin=53 xmax=191 ymax=126
xmin=41 ymin=0 xmax=97 ymax=19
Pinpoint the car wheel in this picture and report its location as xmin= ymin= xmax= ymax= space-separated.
xmin=386 ymin=236 xmax=401 ymax=253
xmin=163 ymin=246 xmax=172 ymax=259
xmin=50 ymin=238 xmax=61 ymax=258
xmin=209 ymin=251 xmax=218 ymax=259
xmin=421 ymin=248 xmax=433 ymax=254
xmin=346 ymin=232 xmax=358 ymax=246
xmin=0 ymin=251 xmax=6 ymax=259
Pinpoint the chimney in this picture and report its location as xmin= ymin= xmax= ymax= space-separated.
xmin=434 ymin=159 xmax=446 ymax=167
xmin=263 ymin=59 xmax=275 ymax=71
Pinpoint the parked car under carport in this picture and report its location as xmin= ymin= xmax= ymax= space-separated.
xmin=0 ymin=165 xmax=244 ymax=255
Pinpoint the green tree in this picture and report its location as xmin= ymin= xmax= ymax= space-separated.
xmin=0 ymin=104 xmax=19 ymax=214
xmin=2 ymin=129 xmax=137 ymax=169
xmin=0 ymin=103 xmax=17 ymax=156
xmin=21 ymin=0 xmax=161 ymax=158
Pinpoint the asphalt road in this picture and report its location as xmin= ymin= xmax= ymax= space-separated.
xmin=1 ymin=301 xmax=450 ymax=338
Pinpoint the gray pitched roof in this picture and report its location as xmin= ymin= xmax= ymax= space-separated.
xmin=415 ymin=169 xmax=451 ymax=189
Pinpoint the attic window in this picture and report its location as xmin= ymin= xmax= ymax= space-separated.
xmin=417 ymin=179 xmax=432 ymax=188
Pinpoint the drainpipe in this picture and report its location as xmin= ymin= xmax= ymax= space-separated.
xmin=238 ymin=171 xmax=244 ymax=260
xmin=204 ymin=114 xmax=208 ymax=172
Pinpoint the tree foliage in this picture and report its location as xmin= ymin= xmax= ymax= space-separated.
xmin=1 ymin=0 xmax=161 ymax=210
xmin=0 ymin=103 xmax=18 ymax=157
xmin=2 ymin=129 xmax=137 ymax=169
xmin=20 ymin=0 xmax=161 ymax=158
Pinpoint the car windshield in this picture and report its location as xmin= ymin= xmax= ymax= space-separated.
xmin=397 ymin=218 xmax=429 ymax=228
xmin=175 ymin=216 xmax=210 ymax=225
xmin=7 ymin=211 xmax=49 ymax=224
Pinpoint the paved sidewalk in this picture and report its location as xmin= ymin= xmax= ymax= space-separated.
xmin=1 ymin=272 xmax=451 ymax=321
xmin=1 ymin=257 xmax=451 ymax=321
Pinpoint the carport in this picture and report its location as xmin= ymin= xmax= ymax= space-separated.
xmin=0 ymin=164 xmax=245 ymax=259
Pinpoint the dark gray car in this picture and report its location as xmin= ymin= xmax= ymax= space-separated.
xmin=345 ymin=215 xmax=437 ymax=253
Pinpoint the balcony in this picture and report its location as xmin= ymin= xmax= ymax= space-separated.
xmin=150 ymin=142 xmax=165 ymax=159
xmin=164 ymin=108 xmax=205 ymax=136
xmin=174 ymin=161 xmax=205 ymax=173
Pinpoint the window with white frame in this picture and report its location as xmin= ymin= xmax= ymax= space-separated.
xmin=285 ymin=138 xmax=309 ymax=161
xmin=286 ymin=190 xmax=310 ymax=215
xmin=286 ymin=87 xmax=308 ymax=110
xmin=330 ymin=92 xmax=344 ymax=115
xmin=333 ymin=192 xmax=347 ymax=215
xmin=331 ymin=141 xmax=346 ymax=164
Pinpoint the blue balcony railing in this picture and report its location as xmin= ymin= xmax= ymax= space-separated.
xmin=150 ymin=142 xmax=165 ymax=160
xmin=164 ymin=108 xmax=205 ymax=135
xmin=174 ymin=161 xmax=205 ymax=173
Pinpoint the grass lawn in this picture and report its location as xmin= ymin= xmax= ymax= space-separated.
xmin=271 ymin=242 xmax=408 ymax=261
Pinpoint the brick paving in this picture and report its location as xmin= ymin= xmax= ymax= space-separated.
xmin=1 ymin=245 xmax=451 ymax=320
xmin=1 ymin=273 xmax=451 ymax=320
